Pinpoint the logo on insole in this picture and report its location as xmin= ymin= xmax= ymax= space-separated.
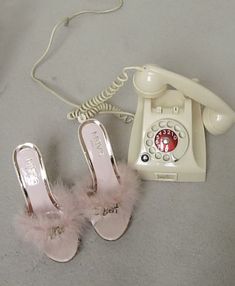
xmin=103 ymin=203 xmax=119 ymax=216
xmin=22 ymin=158 xmax=40 ymax=186
xmin=49 ymin=226 xmax=65 ymax=240
xmin=91 ymin=131 xmax=105 ymax=156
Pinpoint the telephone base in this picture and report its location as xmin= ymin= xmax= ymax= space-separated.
xmin=128 ymin=90 xmax=207 ymax=183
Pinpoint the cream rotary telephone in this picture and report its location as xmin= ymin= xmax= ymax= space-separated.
xmin=128 ymin=65 xmax=235 ymax=182
xmin=29 ymin=1 xmax=235 ymax=183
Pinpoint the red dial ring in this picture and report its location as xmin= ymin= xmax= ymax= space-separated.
xmin=155 ymin=129 xmax=178 ymax=152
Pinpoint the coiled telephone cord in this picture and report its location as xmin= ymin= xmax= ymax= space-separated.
xmin=31 ymin=0 xmax=141 ymax=123
xmin=67 ymin=66 xmax=143 ymax=123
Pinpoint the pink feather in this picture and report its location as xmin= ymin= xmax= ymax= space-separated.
xmin=14 ymin=182 xmax=87 ymax=252
xmin=74 ymin=163 xmax=141 ymax=219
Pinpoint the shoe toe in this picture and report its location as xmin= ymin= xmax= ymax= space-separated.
xmin=91 ymin=207 xmax=131 ymax=241
xmin=44 ymin=230 xmax=79 ymax=262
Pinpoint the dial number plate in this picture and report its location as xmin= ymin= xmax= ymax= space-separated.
xmin=155 ymin=129 xmax=178 ymax=152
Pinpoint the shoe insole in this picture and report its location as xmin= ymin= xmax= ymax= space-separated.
xmin=13 ymin=143 xmax=58 ymax=215
xmin=79 ymin=120 xmax=131 ymax=240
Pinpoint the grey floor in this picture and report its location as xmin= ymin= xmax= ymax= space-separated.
xmin=1 ymin=0 xmax=235 ymax=285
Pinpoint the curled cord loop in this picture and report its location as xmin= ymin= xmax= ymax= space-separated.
xmin=67 ymin=102 xmax=135 ymax=124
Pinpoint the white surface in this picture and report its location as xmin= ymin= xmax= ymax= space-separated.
xmin=0 ymin=0 xmax=235 ymax=285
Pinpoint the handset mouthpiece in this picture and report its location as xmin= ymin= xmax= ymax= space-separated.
xmin=133 ymin=64 xmax=167 ymax=98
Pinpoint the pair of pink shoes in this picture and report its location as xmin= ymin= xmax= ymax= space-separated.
xmin=13 ymin=119 xmax=140 ymax=262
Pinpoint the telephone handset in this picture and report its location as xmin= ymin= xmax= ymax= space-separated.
xmin=128 ymin=64 xmax=235 ymax=182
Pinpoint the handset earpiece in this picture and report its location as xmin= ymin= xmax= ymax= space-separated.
xmin=202 ymin=107 xmax=234 ymax=135
xmin=133 ymin=64 xmax=235 ymax=135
